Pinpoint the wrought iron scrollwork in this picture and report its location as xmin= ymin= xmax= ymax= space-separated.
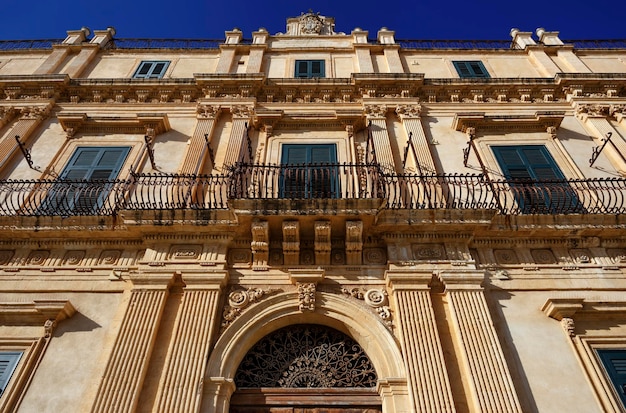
xmin=234 ymin=324 xmax=378 ymax=388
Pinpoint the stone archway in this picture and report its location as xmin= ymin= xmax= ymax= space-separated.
xmin=202 ymin=292 xmax=409 ymax=413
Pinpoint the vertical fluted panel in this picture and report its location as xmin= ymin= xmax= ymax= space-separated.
xmin=92 ymin=290 xmax=168 ymax=413
xmin=402 ymin=118 xmax=436 ymax=173
xmin=154 ymin=289 xmax=221 ymax=413
xmin=447 ymin=290 xmax=522 ymax=413
xmin=0 ymin=118 xmax=40 ymax=167
xmin=180 ymin=118 xmax=218 ymax=174
xmin=222 ymin=118 xmax=248 ymax=168
xmin=396 ymin=290 xmax=456 ymax=412
xmin=369 ymin=118 xmax=396 ymax=172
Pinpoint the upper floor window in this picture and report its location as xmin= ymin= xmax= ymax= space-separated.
xmin=0 ymin=352 xmax=22 ymax=396
xmin=295 ymin=60 xmax=325 ymax=78
xmin=492 ymin=145 xmax=583 ymax=213
xmin=280 ymin=144 xmax=337 ymax=198
xmin=453 ymin=61 xmax=490 ymax=78
xmin=39 ymin=146 xmax=131 ymax=215
xmin=598 ymin=349 xmax=626 ymax=408
xmin=133 ymin=61 xmax=170 ymax=79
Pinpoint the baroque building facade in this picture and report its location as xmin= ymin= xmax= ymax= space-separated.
xmin=1 ymin=11 xmax=626 ymax=413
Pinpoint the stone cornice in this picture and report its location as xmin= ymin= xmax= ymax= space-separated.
xmin=452 ymin=111 xmax=564 ymax=133
xmin=0 ymin=299 xmax=75 ymax=326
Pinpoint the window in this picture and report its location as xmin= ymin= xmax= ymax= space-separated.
xmin=132 ymin=61 xmax=170 ymax=79
xmin=280 ymin=144 xmax=338 ymax=198
xmin=0 ymin=352 xmax=22 ymax=396
xmin=39 ymin=147 xmax=130 ymax=215
xmin=598 ymin=349 xmax=626 ymax=408
xmin=492 ymin=145 xmax=583 ymax=213
xmin=295 ymin=60 xmax=325 ymax=78
xmin=453 ymin=61 xmax=490 ymax=78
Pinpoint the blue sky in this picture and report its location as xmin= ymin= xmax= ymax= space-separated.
xmin=1 ymin=0 xmax=624 ymax=41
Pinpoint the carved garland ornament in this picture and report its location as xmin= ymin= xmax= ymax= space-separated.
xmin=299 ymin=12 xmax=323 ymax=35
xmin=234 ymin=324 xmax=378 ymax=388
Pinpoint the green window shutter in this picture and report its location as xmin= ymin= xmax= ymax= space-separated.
xmin=280 ymin=144 xmax=337 ymax=198
xmin=492 ymin=145 xmax=582 ymax=213
xmin=295 ymin=60 xmax=325 ymax=78
xmin=453 ymin=61 xmax=490 ymax=78
xmin=599 ymin=350 xmax=626 ymax=407
xmin=0 ymin=352 xmax=22 ymax=396
xmin=133 ymin=61 xmax=170 ymax=79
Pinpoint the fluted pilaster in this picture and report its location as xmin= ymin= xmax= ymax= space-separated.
xmin=387 ymin=270 xmax=456 ymax=413
xmin=153 ymin=272 xmax=228 ymax=413
xmin=442 ymin=271 xmax=522 ymax=413
xmin=396 ymin=105 xmax=436 ymax=173
xmin=179 ymin=105 xmax=221 ymax=174
xmin=0 ymin=105 xmax=51 ymax=169
xmin=91 ymin=274 xmax=173 ymax=413
xmin=366 ymin=105 xmax=396 ymax=172
xmin=222 ymin=107 xmax=252 ymax=168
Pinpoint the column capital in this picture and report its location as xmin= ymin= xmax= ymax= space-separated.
xmin=365 ymin=104 xmax=388 ymax=119
xmin=576 ymin=103 xmax=610 ymax=120
xmin=439 ymin=269 xmax=485 ymax=291
xmin=395 ymin=104 xmax=422 ymax=119
xmin=180 ymin=271 xmax=229 ymax=290
xmin=385 ymin=269 xmax=434 ymax=291
xmin=197 ymin=104 xmax=222 ymax=119
xmin=129 ymin=272 xmax=175 ymax=290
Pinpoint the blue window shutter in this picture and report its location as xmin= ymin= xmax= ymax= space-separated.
xmin=0 ymin=352 xmax=22 ymax=396
xmin=453 ymin=61 xmax=490 ymax=78
xmin=599 ymin=350 xmax=626 ymax=407
xmin=133 ymin=61 xmax=170 ymax=79
xmin=41 ymin=147 xmax=130 ymax=215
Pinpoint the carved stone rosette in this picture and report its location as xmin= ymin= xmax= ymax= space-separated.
xmin=342 ymin=287 xmax=392 ymax=325
xmin=221 ymin=287 xmax=268 ymax=329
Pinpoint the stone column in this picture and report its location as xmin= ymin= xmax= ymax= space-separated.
xmin=221 ymin=106 xmax=253 ymax=168
xmin=441 ymin=270 xmax=522 ymax=413
xmin=91 ymin=273 xmax=173 ymax=413
xmin=396 ymin=104 xmax=436 ymax=173
xmin=153 ymin=271 xmax=229 ymax=413
xmin=577 ymin=104 xmax=626 ymax=174
xmin=34 ymin=28 xmax=89 ymax=74
xmin=378 ymin=28 xmax=403 ymax=73
xmin=216 ymin=30 xmax=242 ymax=74
xmin=352 ymin=29 xmax=374 ymax=73
xmin=0 ymin=105 xmax=51 ymax=169
xmin=247 ymin=30 xmax=268 ymax=73
xmin=386 ymin=269 xmax=456 ymax=413
xmin=365 ymin=105 xmax=396 ymax=173
xmin=179 ymin=104 xmax=221 ymax=174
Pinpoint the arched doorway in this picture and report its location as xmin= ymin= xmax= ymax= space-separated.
xmin=230 ymin=324 xmax=382 ymax=413
xmin=202 ymin=291 xmax=410 ymax=413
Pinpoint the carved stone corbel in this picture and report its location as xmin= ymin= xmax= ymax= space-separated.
xmin=282 ymin=221 xmax=300 ymax=266
xmin=251 ymin=221 xmax=269 ymax=270
xmin=541 ymin=297 xmax=584 ymax=338
xmin=547 ymin=126 xmax=558 ymax=139
xmin=314 ymin=221 xmax=331 ymax=265
xmin=346 ymin=221 xmax=363 ymax=265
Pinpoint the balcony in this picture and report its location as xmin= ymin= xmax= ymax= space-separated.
xmin=0 ymin=168 xmax=625 ymax=220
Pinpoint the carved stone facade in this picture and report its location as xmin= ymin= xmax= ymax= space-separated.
xmin=1 ymin=12 xmax=626 ymax=413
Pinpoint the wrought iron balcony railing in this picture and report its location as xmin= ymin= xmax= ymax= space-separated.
xmin=228 ymin=163 xmax=384 ymax=200
xmin=1 ymin=170 xmax=625 ymax=218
